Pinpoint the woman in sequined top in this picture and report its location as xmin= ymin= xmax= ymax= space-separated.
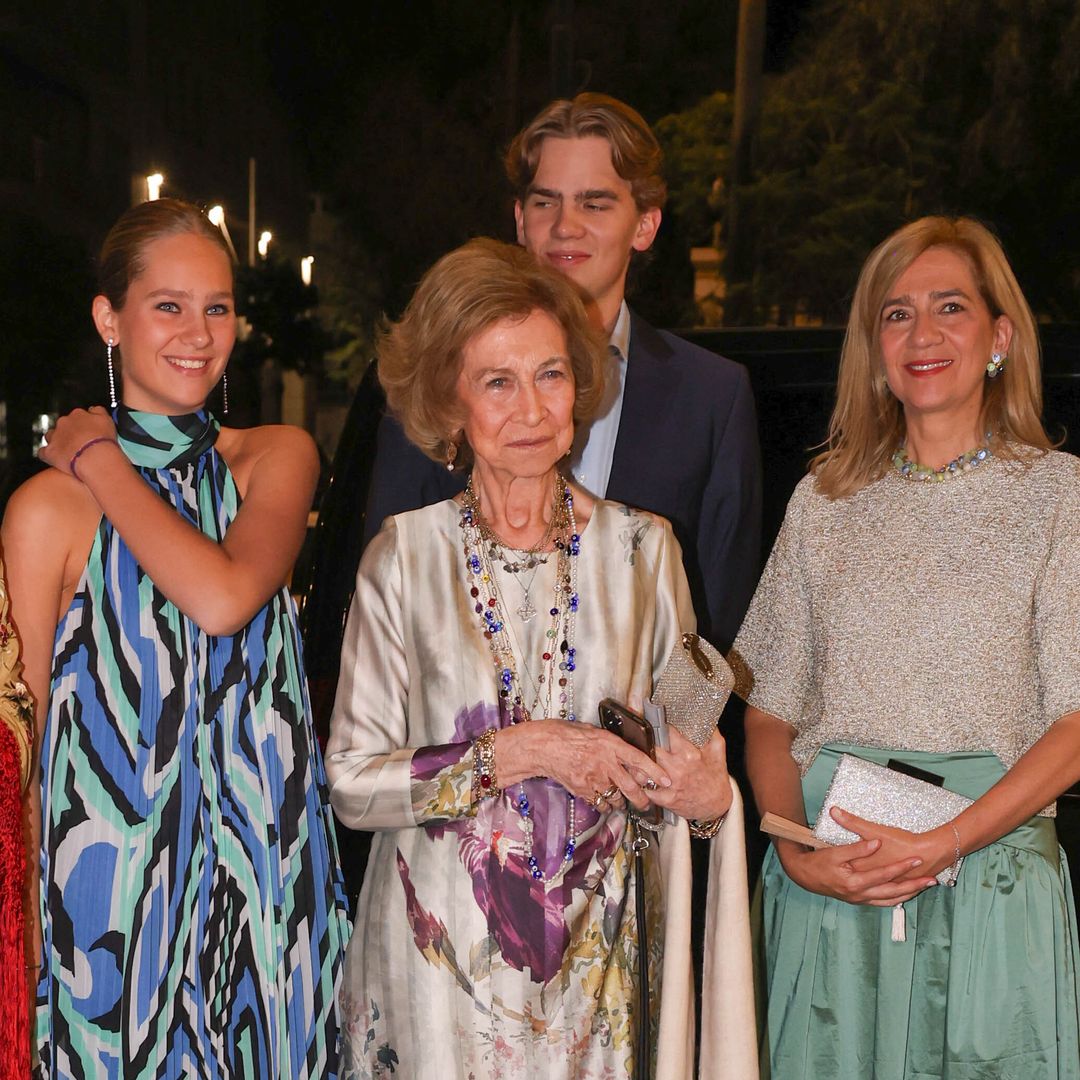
xmin=734 ymin=216 xmax=1080 ymax=1078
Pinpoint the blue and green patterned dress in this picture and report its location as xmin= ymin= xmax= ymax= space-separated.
xmin=36 ymin=408 xmax=349 ymax=1079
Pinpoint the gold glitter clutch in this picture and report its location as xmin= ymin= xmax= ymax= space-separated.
xmin=652 ymin=633 xmax=734 ymax=748
xmin=813 ymin=754 xmax=972 ymax=886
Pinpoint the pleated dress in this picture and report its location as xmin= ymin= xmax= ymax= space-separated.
xmin=36 ymin=408 xmax=349 ymax=1079
xmin=732 ymin=451 xmax=1080 ymax=1079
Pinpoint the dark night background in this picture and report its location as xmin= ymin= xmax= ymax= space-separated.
xmin=3 ymin=0 xmax=1080 ymax=485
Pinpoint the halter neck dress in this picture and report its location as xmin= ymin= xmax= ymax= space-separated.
xmin=36 ymin=408 xmax=349 ymax=1079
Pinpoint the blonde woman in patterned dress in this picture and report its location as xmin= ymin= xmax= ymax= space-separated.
xmin=326 ymin=239 xmax=747 ymax=1079
xmin=3 ymin=199 xmax=347 ymax=1078
xmin=734 ymin=217 xmax=1080 ymax=1078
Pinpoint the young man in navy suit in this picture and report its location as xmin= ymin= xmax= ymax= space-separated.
xmin=364 ymin=93 xmax=762 ymax=650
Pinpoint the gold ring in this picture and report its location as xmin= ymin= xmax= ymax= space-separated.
xmin=590 ymin=791 xmax=606 ymax=808
xmin=599 ymin=785 xmax=619 ymax=801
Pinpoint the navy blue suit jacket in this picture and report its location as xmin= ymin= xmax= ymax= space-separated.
xmin=362 ymin=310 xmax=762 ymax=650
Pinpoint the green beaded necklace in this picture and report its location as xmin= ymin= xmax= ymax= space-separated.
xmin=892 ymin=438 xmax=992 ymax=482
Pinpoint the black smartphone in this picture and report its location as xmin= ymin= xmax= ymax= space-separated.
xmin=598 ymin=698 xmax=662 ymax=827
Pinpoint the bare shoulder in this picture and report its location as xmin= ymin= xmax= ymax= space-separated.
xmin=215 ymin=424 xmax=319 ymax=493
xmin=2 ymin=469 xmax=98 ymax=542
xmin=2 ymin=470 xmax=100 ymax=614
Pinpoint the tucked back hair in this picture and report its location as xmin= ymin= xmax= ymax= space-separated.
xmin=506 ymin=93 xmax=667 ymax=212
xmin=812 ymin=215 xmax=1052 ymax=499
xmin=98 ymin=198 xmax=233 ymax=310
xmin=378 ymin=238 xmax=608 ymax=466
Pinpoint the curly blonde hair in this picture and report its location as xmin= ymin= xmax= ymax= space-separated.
xmin=812 ymin=216 xmax=1052 ymax=499
xmin=377 ymin=238 xmax=608 ymax=466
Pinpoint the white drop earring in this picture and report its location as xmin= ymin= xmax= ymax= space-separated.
xmin=106 ymin=339 xmax=118 ymax=408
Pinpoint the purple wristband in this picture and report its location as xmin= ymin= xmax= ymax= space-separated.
xmin=69 ymin=436 xmax=117 ymax=480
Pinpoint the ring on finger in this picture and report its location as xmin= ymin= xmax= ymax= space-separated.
xmin=589 ymin=790 xmax=607 ymax=809
xmin=598 ymin=785 xmax=619 ymax=801
xmin=642 ymin=778 xmax=658 ymax=792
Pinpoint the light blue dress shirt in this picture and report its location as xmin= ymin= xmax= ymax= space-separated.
xmin=569 ymin=301 xmax=630 ymax=498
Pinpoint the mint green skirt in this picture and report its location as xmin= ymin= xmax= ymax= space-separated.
xmin=756 ymin=745 xmax=1080 ymax=1079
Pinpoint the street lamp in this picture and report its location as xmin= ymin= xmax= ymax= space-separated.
xmin=258 ymin=230 xmax=272 ymax=259
xmin=300 ymin=256 xmax=314 ymax=286
xmin=146 ymin=173 xmax=164 ymax=201
xmin=207 ymin=205 xmax=239 ymax=262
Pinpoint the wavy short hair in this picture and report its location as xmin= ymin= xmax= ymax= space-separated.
xmin=812 ymin=216 xmax=1052 ymax=499
xmin=505 ymin=93 xmax=667 ymax=212
xmin=378 ymin=238 xmax=608 ymax=466
xmin=98 ymin=198 xmax=233 ymax=310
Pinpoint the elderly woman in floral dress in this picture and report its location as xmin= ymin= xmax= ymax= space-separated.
xmin=326 ymin=238 xmax=754 ymax=1079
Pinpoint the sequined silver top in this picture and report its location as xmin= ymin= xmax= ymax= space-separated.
xmin=731 ymin=450 xmax=1080 ymax=814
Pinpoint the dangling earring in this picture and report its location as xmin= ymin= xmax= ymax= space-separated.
xmin=445 ymin=440 xmax=458 ymax=472
xmin=106 ymin=339 xmax=118 ymax=409
xmin=986 ymin=352 xmax=1006 ymax=378
xmin=222 ymin=370 xmax=230 ymax=416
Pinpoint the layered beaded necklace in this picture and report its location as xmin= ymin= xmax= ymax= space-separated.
xmin=460 ymin=472 xmax=582 ymax=883
xmin=892 ymin=437 xmax=992 ymax=482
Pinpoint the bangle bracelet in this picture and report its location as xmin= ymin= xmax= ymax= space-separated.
xmin=472 ymin=728 xmax=499 ymax=803
xmin=688 ymin=814 xmax=726 ymax=840
xmin=69 ymin=436 xmax=117 ymax=480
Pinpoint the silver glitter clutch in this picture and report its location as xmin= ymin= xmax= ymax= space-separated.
xmin=813 ymin=754 xmax=972 ymax=886
xmin=651 ymin=633 xmax=734 ymax=747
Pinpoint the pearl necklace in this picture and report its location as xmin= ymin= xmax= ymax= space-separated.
xmin=460 ymin=473 xmax=582 ymax=882
xmin=892 ymin=439 xmax=992 ymax=482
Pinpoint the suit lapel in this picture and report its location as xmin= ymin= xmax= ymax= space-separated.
xmin=606 ymin=311 xmax=674 ymax=503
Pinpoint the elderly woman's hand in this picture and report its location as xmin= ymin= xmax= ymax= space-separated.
xmin=646 ymin=727 xmax=733 ymax=822
xmin=495 ymin=719 xmax=671 ymax=811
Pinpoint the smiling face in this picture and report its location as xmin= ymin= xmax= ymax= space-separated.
xmin=878 ymin=245 xmax=1012 ymax=438
xmin=455 ymin=308 xmax=576 ymax=482
xmin=93 ymin=231 xmax=236 ymax=414
xmin=514 ymin=135 xmax=660 ymax=331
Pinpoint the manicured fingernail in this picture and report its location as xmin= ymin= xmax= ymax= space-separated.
xmin=910 ymin=859 xmax=922 ymax=868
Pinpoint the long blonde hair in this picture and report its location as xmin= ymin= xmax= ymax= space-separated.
xmin=812 ymin=216 xmax=1052 ymax=499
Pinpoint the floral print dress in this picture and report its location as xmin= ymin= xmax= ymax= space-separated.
xmin=326 ymin=499 xmax=694 ymax=1079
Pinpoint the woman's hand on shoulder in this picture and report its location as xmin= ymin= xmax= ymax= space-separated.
xmin=494 ymin=718 xmax=670 ymax=811
xmin=647 ymin=726 xmax=733 ymax=822
xmin=38 ymin=406 xmax=119 ymax=478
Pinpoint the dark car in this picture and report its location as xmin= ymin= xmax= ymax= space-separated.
xmin=298 ymin=326 xmax=1080 ymax=906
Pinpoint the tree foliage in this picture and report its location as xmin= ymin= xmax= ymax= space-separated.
xmin=658 ymin=0 xmax=1080 ymax=324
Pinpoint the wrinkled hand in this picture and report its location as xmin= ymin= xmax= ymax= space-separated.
xmin=39 ymin=407 xmax=117 ymax=477
xmin=830 ymin=807 xmax=956 ymax=885
xmin=496 ymin=719 xmax=671 ymax=811
xmin=644 ymin=727 xmax=733 ymax=822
